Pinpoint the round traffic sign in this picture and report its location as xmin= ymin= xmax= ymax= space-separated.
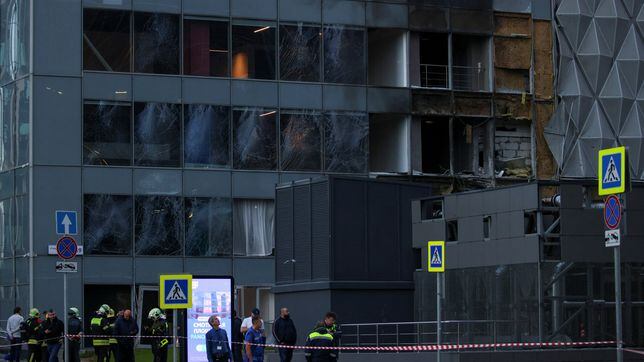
xmin=56 ymin=236 xmax=78 ymax=260
xmin=604 ymin=195 xmax=621 ymax=230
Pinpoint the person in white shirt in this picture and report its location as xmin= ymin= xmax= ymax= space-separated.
xmin=240 ymin=308 xmax=264 ymax=334
xmin=6 ymin=306 xmax=24 ymax=362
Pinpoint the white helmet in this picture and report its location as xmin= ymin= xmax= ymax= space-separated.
xmin=148 ymin=308 xmax=165 ymax=320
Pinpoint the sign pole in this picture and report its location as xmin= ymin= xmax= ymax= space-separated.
xmin=436 ymin=272 xmax=442 ymax=362
xmin=615 ymin=245 xmax=623 ymax=362
xmin=172 ymin=309 xmax=178 ymax=362
xmin=63 ymin=272 xmax=68 ymax=362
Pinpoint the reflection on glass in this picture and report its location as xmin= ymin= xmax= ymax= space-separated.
xmin=233 ymin=199 xmax=274 ymax=256
xmin=134 ymin=12 xmax=180 ymax=74
xmin=0 ymin=85 xmax=14 ymax=171
xmin=184 ymin=19 xmax=229 ymax=77
xmin=134 ymin=102 xmax=181 ymax=167
xmin=280 ymin=112 xmax=321 ymax=171
xmin=233 ymin=108 xmax=277 ymax=170
xmin=232 ymin=24 xmax=276 ymax=79
xmin=184 ymin=104 xmax=230 ymax=168
xmin=84 ymin=194 xmax=133 ymax=255
xmin=324 ymin=112 xmax=369 ymax=173
xmin=323 ymin=25 xmax=365 ymax=84
xmin=84 ymin=101 xmax=132 ymax=166
xmin=185 ymin=197 xmax=232 ymax=256
xmin=135 ymin=195 xmax=182 ymax=256
xmin=83 ymin=9 xmax=131 ymax=72
xmin=14 ymin=79 xmax=27 ymax=167
xmin=0 ymin=198 xmax=12 ymax=258
xmin=280 ymin=24 xmax=320 ymax=82
xmin=14 ymin=195 xmax=26 ymax=256
xmin=0 ymin=0 xmax=30 ymax=83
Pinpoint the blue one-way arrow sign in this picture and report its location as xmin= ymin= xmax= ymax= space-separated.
xmin=56 ymin=211 xmax=77 ymax=235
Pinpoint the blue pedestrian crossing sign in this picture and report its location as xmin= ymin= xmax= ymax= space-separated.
xmin=598 ymin=146 xmax=626 ymax=196
xmin=159 ymin=274 xmax=192 ymax=309
xmin=428 ymin=241 xmax=445 ymax=273
xmin=55 ymin=211 xmax=77 ymax=235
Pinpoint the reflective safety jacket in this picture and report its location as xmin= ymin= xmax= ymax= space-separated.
xmin=305 ymin=330 xmax=337 ymax=362
xmin=150 ymin=319 xmax=169 ymax=350
xmin=90 ymin=316 xmax=110 ymax=346
xmin=106 ymin=316 xmax=117 ymax=345
xmin=24 ymin=317 xmax=43 ymax=345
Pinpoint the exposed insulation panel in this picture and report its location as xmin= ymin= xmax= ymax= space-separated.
xmin=494 ymin=37 xmax=532 ymax=69
xmin=494 ymin=13 xmax=531 ymax=36
xmin=495 ymin=94 xmax=532 ymax=119
xmin=455 ymin=94 xmax=492 ymax=116
xmin=536 ymin=102 xmax=556 ymax=179
xmin=495 ymin=68 xmax=530 ymax=93
xmin=534 ymin=20 xmax=554 ymax=99
xmin=412 ymin=91 xmax=452 ymax=115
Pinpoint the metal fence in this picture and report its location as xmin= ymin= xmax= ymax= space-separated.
xmin=420 ymin=64 xmax=487 ymax=92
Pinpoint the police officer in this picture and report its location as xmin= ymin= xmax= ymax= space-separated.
xmin=106 ymin=309 xmax=118 ymax=361
xmin=24 ymin=308 xmax=43 ymax=362
xmin=67 ymin=307 xmax=83 ymax=362
xmin=321 ymin=312 xmax=341 ymax=362
xmin=148 ymin=308 xmax=169 ymax=362
xmin=304 ymin=326 xmax=337 ymax=362
xmin=90 ymin=304 xmax=111 ymax=362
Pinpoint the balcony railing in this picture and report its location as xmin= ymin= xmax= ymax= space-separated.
xmin=420 ymin=63 xmax=488 ymax=92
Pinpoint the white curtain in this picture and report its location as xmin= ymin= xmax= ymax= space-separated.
xmin=234 ymin=199 xmax=275 ymax=256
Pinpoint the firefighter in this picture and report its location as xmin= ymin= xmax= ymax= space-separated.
xmin=106 ymin=309 xmax=118 ymax=361
xmin=67 ymin=307 xmax=83 ymax=362
xmin=148 ymin=308 xmax=169 ymax=362
xmin=90 ymin=304 xmax=111 ymax=362
xmin=24 ymin=308 xmax=43 ymax=362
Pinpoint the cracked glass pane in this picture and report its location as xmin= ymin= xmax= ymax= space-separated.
xmin=134 ymin=12 xmax=179 ymax=74
xmin=279 ymin=24 xmax=320 ymax=82
xmin=0 ymin=84 xmax=14 ymax=171
xmin=84 ymin=194 xmax=133 ymax=255
xmin=14 ymin=78 xmax=27 ymax=167
xmin=184 ymin=19 xmax=229 ymax=77
xmin=324 ymin=112 xmax=369 ymax=173
xmin=232 ymin=23 xmax=276 ymax=80
xmin=185 ymin=197 xmax=232 ymax=256
xmin=184 ymin=104 xmax=230 ymax=168
xmin=0 ymin=0 xmax=30 ymax=83
xmin=323 ymin=25 xmax=365 ymax=85
xmin=0 ymin=198 xmax=12 ymax=258
xmin=83 ymin=8 xmax=130 ymax=72
xmin=14 ymin=195 xmax=26 ymax=256
xmin=135 ymin=195 xmax=182 ymax=256
xmin=280 ymin=111 xmax=322 ymax=171
xmin=84 ymin=101 xmax=132 ymax=166
xmin=233 ymin=108 xmax=277 ymax=170
xmin=134 ymin=102 xmax=181 ymax=167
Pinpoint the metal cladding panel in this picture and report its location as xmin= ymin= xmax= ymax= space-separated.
xmin=409 ymin=5 xmax=449 ymax=32
xmin=332 ymin=178 xmax=368 ymax=280
xmin=293 ymin=185 xmax=312 ymax=282
xmin=399 ymin=185 xmax=432 ymax=278
xmin=274 ymin=290 xmax=331 ymax=346
xmin=450 ymin=8 xmax=494 ymax=33
xmin=367 ymin=182 xmax=401 ymax=281
xmin=276 ymin=187 xmax=294 ymax=284
xmin=311 ymin=181 xmax=330 ymax=280
xmin=330 ymin=289 xmax=414 ymax=323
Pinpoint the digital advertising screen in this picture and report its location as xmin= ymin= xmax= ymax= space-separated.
xmin=187 ymin=277 xmax=233 ymax=362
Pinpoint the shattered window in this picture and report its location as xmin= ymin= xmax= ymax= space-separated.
xmin=185 ymin=197 xmax=232 ymax=256
xmin=453 ymin=117 xmax=491 ymax=175
xmin=232 ymin=108 xmax=277 ymax=170
xmin=184 ymin=104 xmax=230 ymax=168
xmin=184 ymin=19 xmax=229 ymax=77
xmin=134 ymin=102 xmax=181 ymax=167
xmin=324 ymin=112 xmax=369 ymax=173
xmin=279 ymin=24 xmax=321 ymax=82
xmin=494 ymin=118 xmax=532 ymax=177
xmin=0 ymin=0 xmax=30 ymax=83
xmin=323 ymin=25 xmax=365 ymax=85
xmin=83 ymin=101 xmax=132 ymax=166
xmin=133 ymin=12 xmax=180 ymax=74
xmin=135 ymin=195 xmax=182 ymax=256
xmin=280 ymin=111 xmax=322 ymax=171
xmin=83 ymin=9 xmax=131 ymax=72
xmin=84 ymin=194 xmax=133 ymax=255
xmin=0 ymin=85 xmax=14 ymax=171
xmin=232 ymin=22 xmax=276 ymax=80
xmin=233 ymin=199 xmax=274 ymax=257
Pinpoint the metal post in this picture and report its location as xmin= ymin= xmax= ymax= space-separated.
xmin=437 ymin=273 xmax=442 ymax=362
xmin=64 ymin=273 xmax=68 ymax=362
xmin=173 ymin=309 xmax=178 ymax=362
xmin=615 ymin=246 xmax=623 ymax=362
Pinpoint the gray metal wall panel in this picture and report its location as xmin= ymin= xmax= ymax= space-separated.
xmin=367 ymin=182 xmax=400 ymax=280
xmin=33 ymin=257 xmax=83 ymax=318
xmin=332 ymin=178 xmax=367 ymax=280
xmin=560 ymin=184 xmax=583 ymax=209
xmin=413 ymin=220 xmax=445 ymax=248
xmin=323 ymin=85 xmax=367 ymax=111
xmin=409 ymin=5 xmax=449 ymax=32
xmin=184 ymin=258 xmax=233 ymax=275
xmin=561 ymin=235 xmax=611 ymax=263
xmin=133 ymin=75 xmax=182 ymax=103
xmin=83 ymin=168 xmax=133 ymax=194
xmin=446 ymin=237 xmax=539 ymax=269
xmin=83 ymin=257 xmax=133 ymax=283
xmin=279 ymin=0 xmax=321 ymax=23
xmin=450 ymin=8 xmax=493 ymax=34
xmin=182 ymin=78 xmax=231 ymax=105
xmin=399 ymin=185 xmax=431 ymax=277
xmin=366 ymin=2 xmax=408 ymax=28
xmin=279 ymin=83 xmax=323 ymax=110
xmin=133 ymin=169 xmax=182 ymax=195
xmin=495 ymin=212 xmax=511 ymax=239
xmin=443 ymin=195 xmax=457 ymax=219
xmin=331 ymin=289 xmax=414 ymax=323
xmin=367 ymin=87 xmax=410 ymax=113
xmin=275 ymin=187 xmax=294 ymax=283
xmin=560 ymin=209 xmax=602 ymax=236
xmin=183 ymin=0 xmax=229 ymax=16
xmin=532 ymin=0 xmax=552 ymax=20
xmin=232 ymin=172 xmax=278 ymax=198
xmin=323 ymin=0 xmax=366 ymax=26
xmin=274 ymin=290 xmax=331 ymax=345
xmin=459 ymin=216 xmax=482 ymax=242
xmin=83 ymin=73 xmax=132 ymax=101
xmin=511 ymin=183 xmax=538 ymax=210
xmin=83 ymin=0 xmax=132 ymax=10
xmin=311 ymin=181 xmax=330 ymax=280
xmin=293 ymin=185 xmax=312 ymax=281
xmin=231 ymin=80 xmax=278 ymax=107
xmin=233 ymin=258 xmax=275 ymax=285
xmin=133 ymin=0 xmax=180 ymax=13
xmin=231 ymin=0 xmax=277 ymax=20
xmin=509 ymin=210 xmax=525 ymax=238
xmin=493 ymin=0 xmax=531 ymax=13
xmin=34 ymin=77 xmax=82 ymax=166
xmin=34 ymin=0 xmax=82 ymax=76
xmin=279 ymin=173 xmax=319 ymax=183
xmin=183 ymin=170 xmax=231 ymax=197
xmin=135 ymin=258 xmax=183 ymax=283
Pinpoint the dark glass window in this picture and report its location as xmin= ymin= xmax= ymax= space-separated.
xmin=232 ymin=23 xmax=276 ymax=80
xmin=0 ymin=84 xmax=14 ymax=171
xmin=83 ymin=101 xmax=132 ymax=166
xmin=280 ymin=111 xmax=321 ymax=171
xmin=233 ymin=108 xmax=277 ymax=170
xmin=184 ymin=19 xmax=229 ymax=77
xmin=133 ymin=102 xmax=181 ymax=167
xmin=323 ymin=25 xmax=365 ymax=84
xmin=279 ymin=24 xmax=320 ymax=82
xmin=135 ymin=196 xmax=182 ymax=256
xmin=233 ymin=199 xmax=274 ymax=256
xmin=133 ymin=12 xmax=180 ymax=74
xmin=84 ymin=194 xmax=133 ymax=255
xmin=324 ymin=112 xmax=369 ymax=173
xmin=184 ymin=104 xmax=230 ymax=168
xmin=185 ymin=197 xmax=232 ymax=256
xmin=83 ymin=9 xmax=131 ymax=72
